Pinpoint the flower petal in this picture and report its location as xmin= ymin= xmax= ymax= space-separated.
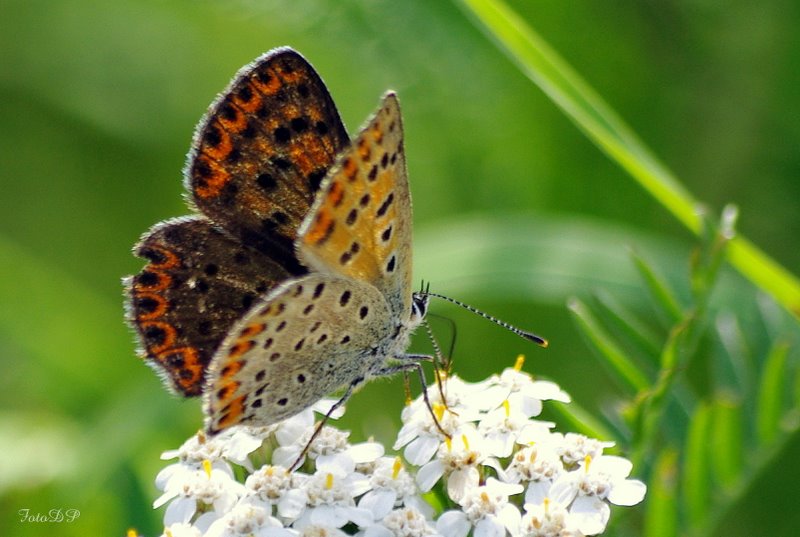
xmin=608 ymin=479 xmax=647 ymax=506
xmin=164 ymin=496 xmax=196 ymax=525
xmin=436 ymin=511 xmax=470 ymax=537
xmin=416 ymin=460 xmax=445 ymax=492
xmin=405 ymin=435 xmax=440 ymax=466
xmin=570 ymin=495 xmax=609 ymax=535
xmin=359 ymin=489 xmax=396 ymax=520
xmin=474 ymin=517 xmax=505 ymax=537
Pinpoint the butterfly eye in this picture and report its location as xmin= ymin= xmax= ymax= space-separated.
xmin=412 ymin=293 xmax=429 ymax=320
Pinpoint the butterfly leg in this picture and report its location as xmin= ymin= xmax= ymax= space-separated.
xmin=420 ymin=317 xmax=453 ymax=415
xmin=288 ymin=377 xmax=362 ymax=472
xmin=376 ymin=357 xmax=451 ymax=439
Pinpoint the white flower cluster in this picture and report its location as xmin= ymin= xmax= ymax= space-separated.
xmin=147 ymin=357 xmax=645 ymax=537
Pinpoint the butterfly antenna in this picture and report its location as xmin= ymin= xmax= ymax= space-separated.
xmin=424 ymin=292 xmax=549 ymax=347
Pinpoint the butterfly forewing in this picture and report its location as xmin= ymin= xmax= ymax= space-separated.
xmin=297 ymin=93 xmax=412 ymax=319
xmin=126 ymin=216 xmax=293 ymax=396
xmin=203 ymin=274 xmax=391 ymax=433
xmin=187 ymin=48 xmax=350 ymax=268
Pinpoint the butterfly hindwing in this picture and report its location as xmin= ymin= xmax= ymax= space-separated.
xmin=126 ymin=216 xmax=293 ymax=396
xmin=297 ymin=93 xmax=412 ymax=319
xmin=187 ymin=48 xmax=350 ymax=269
xmin=203 ymin=273 xmax=391 ymax=433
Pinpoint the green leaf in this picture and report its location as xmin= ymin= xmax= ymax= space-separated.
xmin=795 ymin=356 xmax=800 ymax=410
xmin=644 ymin=447 xmax=679 ymax=537
xmin=756 ymin=341 xmax=790 ymax=444
xmin=548 ymin=399 xmax=618 ymax=446
xmin=567 ymin=297 xmax=650 ymax=393
xmin=710 ymin=396 xmax=743 ymax=491
xmin=592 ymin=290 xmax=662 ymax=362
xmin=455 ymin=0 xmax=800 ymax=319
xmin=631 ymin=250 xmax=683 ymax=324
xmin=689 ymin=206 xmax=737 ymax=308
xmin=683 ymin=402 xmax=712 ymax=529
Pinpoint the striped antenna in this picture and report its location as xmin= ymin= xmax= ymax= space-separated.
xmin=422 ymin=291 xmax=548 ymax=348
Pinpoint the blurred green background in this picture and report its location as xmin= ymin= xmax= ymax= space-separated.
xmin=1 ymin=0 xmax=798 ymax=535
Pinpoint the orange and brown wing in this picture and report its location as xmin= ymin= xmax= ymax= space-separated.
xmin=187 ymin=48 xmax=349 ymax=270
xmin=125 ymin=217 xmax=293 ymax=396
xmin=297 ymin=93 xmax=412 ymax=319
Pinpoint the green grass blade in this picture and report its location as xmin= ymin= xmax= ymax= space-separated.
xmin=710 ymin=396 xmax=743 ymax=491
xmin=796 ymin=354 xmax=800 ymax=409
xmin=756 ymin=341 xmax=790 ymax=444
xmin=592 ymin=290 xmax=662 ymax=361
xmin=727 ymin=237 xmax=800 ymax=318
xmin=683 ymin=402 xmax=712 ymax=529
xmin=547 ymin=399 xmax=618 ymax=446
xmin=456 ymin=0 xmax=800 ymax=318
xmin=567 ymin=297 xmax=650 ymax=393
xmin=644 ymin=447 xmax=679 ymax=537
xmin=631 ymin=251 xmax=684 ymax=324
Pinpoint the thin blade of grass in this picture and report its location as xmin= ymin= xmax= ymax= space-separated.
xmin=683 ymin=402 xmax=712 ymax=529
xmin=456 ymin=0 xmax=800 ymax=318
xmin=757 ymin=341 xmax=790 ymax=444
xmin=592 ymin=290 xmax=662 ymax=362
xmin=547 ymin=399 xmax=617 ymax=445
xmin=643 ymin=448 xmax=679 ymax=537
xmin=568 ymin=297 xmax=650 ymax=393
xmin=710 ymin=396 xmax=743 ymax=491
xmin=631 ymin=251 xmax=683 ymax=324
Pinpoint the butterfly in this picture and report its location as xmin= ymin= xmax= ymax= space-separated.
xmin=126 ymin=47 xmax=431 ymax=435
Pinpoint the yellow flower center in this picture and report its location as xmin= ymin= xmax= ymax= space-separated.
xmin=392 ymin=457 xmax=403 ymax=480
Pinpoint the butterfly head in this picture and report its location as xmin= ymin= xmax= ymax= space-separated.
xmin=411 ymin=291 xmax=430 ymax=325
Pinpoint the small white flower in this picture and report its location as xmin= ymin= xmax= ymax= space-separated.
xmin=502 ymin=442 xmax=565 ymax=508
xmin=292 ymin=462 xmax=373 ymax=529
xmin=273 ymin=404 xmax=380 ymax=470
xmin=272 ymin=409 xmax=324 ymax=468
xmin=522 ymin=474 xmax=607 ymax=535
xmin=160 ymin=428 xmax=269 ymax=470
xmin=157 ymin=434 xmax=238 ymax=497
xmin=555 ymin=434 xmax=614 ymax=467
xmin=478 ymin=399 xmax=556 ymax=459
xmin=297 ymin=525 xmax=351 ymax=537
xmin=417 ymin=426 xmax=489 ymax=503
xmin=241 ymin=464 xmax=307 ymax=520
xmin=160 ymin=431 xmax=228 ymax=465
xmin=359 ymin=457 xmax=432 ymax=520
xmin=481 ymin=357 xmax=570 ymax=415
xmin=223 ymin=427 xmax=273 ymax=469
xmin=204 ymin=503 xmax=286 ymax=537
xmin=436 ymin=478 xmax=523 ymax=537
xmin=519 ymin=499 xmax=583 ymax=537
xmin=160 ymin=521 xmax=203 ymax=537
xmin=395 ymin=375 xmax=484 ymax=466
xmin=361 ymin=506 xmax=440 ymax=537
xmin=569 ymin=455 xmax=647 ymax=507
xmin=394 ymin=406 xmax=445 ymax=468
xmin=155 ymin=460 xmax=246 ymax=526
